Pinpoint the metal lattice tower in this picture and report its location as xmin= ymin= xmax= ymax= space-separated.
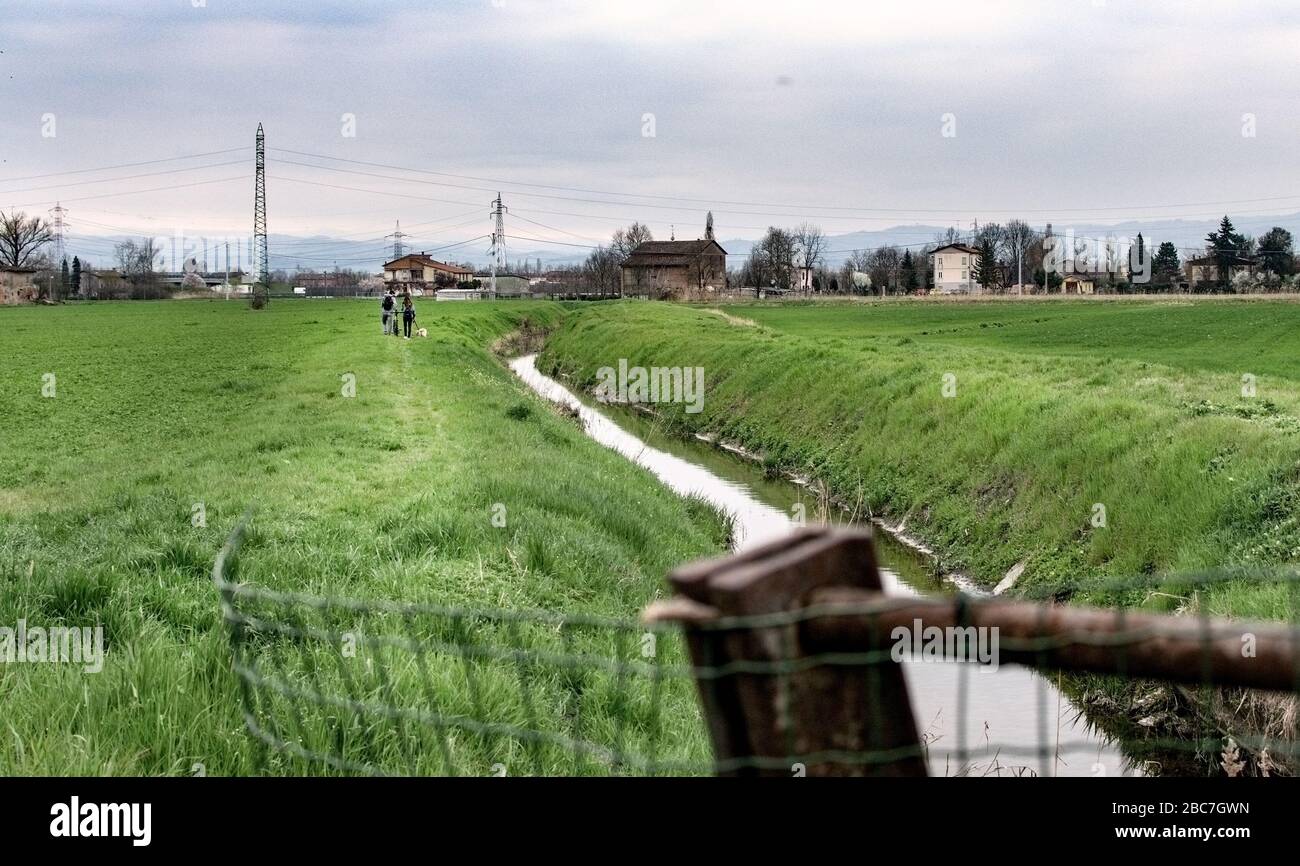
xmin=49 ymin=202 xmax=68 ymax=266
xmin=489 ymin=193 xmax=507 ymax=295
xmin=386 ymin=220 xmax=407 ymax=260
xmin=253 ymin=123 xmax=269 ymax=294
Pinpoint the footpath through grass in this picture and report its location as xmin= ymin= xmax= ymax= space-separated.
xmin=0 ymin=299 xmax=728 ymax=775
xmin=541 ymin=299 xmax=1300 ymax=619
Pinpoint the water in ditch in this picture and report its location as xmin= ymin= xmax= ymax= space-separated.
xmin=511 ymin=354 xmax=1140 ymax=777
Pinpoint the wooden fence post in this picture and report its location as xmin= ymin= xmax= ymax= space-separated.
xmin=662 ymin=527 xmax=926 ymax=777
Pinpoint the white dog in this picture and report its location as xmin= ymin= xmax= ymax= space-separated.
xmin=416 ymin=327 xmax=428 ymax=338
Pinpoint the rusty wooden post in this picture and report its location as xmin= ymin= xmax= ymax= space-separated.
xmin=658 ymin=527 xmax=926 ymax=776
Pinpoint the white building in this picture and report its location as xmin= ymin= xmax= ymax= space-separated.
xmin=929 ymin=243 xmax=981 ymax=294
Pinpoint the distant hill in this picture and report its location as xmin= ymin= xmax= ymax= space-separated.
xmin=720 ymin=212 xmax=1300 ymax=268
xmin=71 ymin=213 xmax=1300 ymax=273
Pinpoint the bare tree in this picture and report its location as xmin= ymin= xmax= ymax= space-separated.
xmin=610 ymin=222 xmax=654 ymax=260
xmin=742 ymin=245 xmax=769 ymax=293
xmin=0 ymin=211 xmax=53 ymax=269
xmin=758 ymin=227 xmax=796 ymax=291
xmin=115 ymin=237 xmax=163 ymax=299
xmin=868 ymin=246 xmax=902 ymax=297
xmin=1001 ymin=220 xmax=1040 ymax=293
xmin=793 ymin=222 xmax=826 ymax=290
xmin=934 ymin=227 xmax=963 ymax=246
xmin=582 ymin=245 xmax=622 ymax=294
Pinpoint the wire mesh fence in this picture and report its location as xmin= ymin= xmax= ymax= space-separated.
xmin=211 ymin=520 xmax=713 ymax=776
xmin=213 ymin=520 xmax=1300 ymax=777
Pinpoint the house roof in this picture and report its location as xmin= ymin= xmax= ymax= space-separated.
xmin=931 ymin=243 xmax=981 ymax=255
xmin=0 ymin=266 xmax=38 ymax=274
xmin=383 ymin=253 xmax=473 ymax=274
xmin=622 ymin=239 xmax=727 ymax=268
xmin=1187 ymin=254 xmax=1256 ymax=266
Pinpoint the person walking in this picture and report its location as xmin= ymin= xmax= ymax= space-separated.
xmin=402 ymin=291 xmax=416 ymax=339
xmin=381 ymin=289 xmax=396 ymax=335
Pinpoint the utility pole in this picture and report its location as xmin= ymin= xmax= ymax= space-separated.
xmin=490 ymin=192 xmax=507 ymax=297
xmin=386 ymin=220 xmax=407 ymax=260
xmin=252 ymin=122 xmax=269 ymax=304
xmin=224 ymin=241 xmax=231 ymax=299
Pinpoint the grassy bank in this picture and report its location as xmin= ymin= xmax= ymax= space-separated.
xmin=0 ymin=299 xmax=728 ymax=774
xmin=540 ymin=300 xmax=1300 ymax=618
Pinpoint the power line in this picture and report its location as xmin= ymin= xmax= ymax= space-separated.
xmin=509 ymin=211 xmax=604 ymax=243
xmin=3 ymin=174 xmax=245 ymax=209
xmin=269 ymin=144 xmax=1300 ymax=219
xmin=0 ymin=147 xmax=248 ymax=184
xmin=0 ymin=159 xmax=247 ymax=197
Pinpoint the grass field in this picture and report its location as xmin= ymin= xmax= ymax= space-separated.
xmin=541 ymin=298 xmax=1300 ymax=618
xmin=735 ymin=298 xmax=1300 ymax=381
xmin=0 ymin=299 xmax=727 ymax=775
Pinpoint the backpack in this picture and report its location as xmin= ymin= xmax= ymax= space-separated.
xmin=382 ymin=295 xmax=394 ymax=311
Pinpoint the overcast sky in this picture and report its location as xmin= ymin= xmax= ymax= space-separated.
xmin=3 ymin=0 xmax=1300 ymax=263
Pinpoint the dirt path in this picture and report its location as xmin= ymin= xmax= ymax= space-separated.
xmin=703 ymin=307 xmax=757 ymax=327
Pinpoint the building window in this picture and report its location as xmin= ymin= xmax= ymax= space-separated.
xmin=961 ymin=257 xmax=967 ymax=265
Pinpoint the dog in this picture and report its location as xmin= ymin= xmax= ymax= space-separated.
xmin=416 ymin=327 xmax=428 ymax=338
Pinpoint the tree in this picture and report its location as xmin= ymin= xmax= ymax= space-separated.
xmin=0 ymin=211 xmax=53 ymax=269
xmin=742 ymin=245 xmax=769 ymax=293
xmin=1205 ymin=215 xmax=1247 ymax=288
xmin=756 ymin=227 xmax=796 ymax=291
xmin=1257 ymin=227 xmax=1294 ymax=278
xmin=901 ymin=249 xmax=918 ymax=293
xmin=589 ymin=223 xmax=654 ymax=295
xmin=581 ymin=245 xmax=621 ymax=294
xmin=868 ymin=246 xmax=901 ymax=296
xmin=59 ymin=257 xmax=70 ymax=301
xmin=934 ymin=227 xmax=963 ymax=246
xmin=1001 ymin=220 xmax=1039 ymax=292
xmin=792 ymin=222 xmax=826 ymax=289
xmin=114 ymin=237 xmax=162 ymax=299
xmin=1152 ymin=242 xmax=1181 ymax=287
xmin=972 ymin=237 xmax=999 ymax=291
xmin=71 ymin=256 xmax=82 ymax=296
xmin=610 ymin=222 xmax=654 ymax=260
xmin=973 ymin=223 xmax=1006 ymax=292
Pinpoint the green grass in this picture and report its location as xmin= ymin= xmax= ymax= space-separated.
xmin=734 ymin=297 xmax=1300 ymax=380
xmin=0 ymin=299 xmax=729 ymax=775
xmin=541 ymin=299 xmax=1300 ymax=618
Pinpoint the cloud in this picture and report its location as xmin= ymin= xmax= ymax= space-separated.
xmin=1 ymin=0 xmax=1297 ymax=262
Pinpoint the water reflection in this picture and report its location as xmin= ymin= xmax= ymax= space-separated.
xmin=511 ymin=354 xmax=1134 ymax=777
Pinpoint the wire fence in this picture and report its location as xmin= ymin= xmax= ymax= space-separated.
xmin=212 ymin=521 xmax=1300 ymax=777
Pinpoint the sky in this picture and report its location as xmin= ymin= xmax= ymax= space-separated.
xmin=2 ymin=0 xmax=1300 ymax=269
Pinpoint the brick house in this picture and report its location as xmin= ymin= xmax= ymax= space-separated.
xmin=620 ymin=239 xmax=727 ymax=298
xmin=382 ymin=253 xmax=474 ymax=291
xmin=0 ymin=268 xmax=38 ymax=304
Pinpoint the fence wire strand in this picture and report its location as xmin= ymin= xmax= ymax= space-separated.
xmin=213 ymin=521 xmax=1300 ymax=777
